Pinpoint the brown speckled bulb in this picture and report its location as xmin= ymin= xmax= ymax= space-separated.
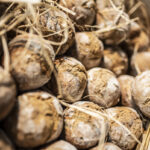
xmin=131 ymin=51 xmax=150 ymax=75
xmin=0 ymin=67 xmax=16 ymax=120
xmin=64 ymin=101 xmax=109 ymax=149
xmin=39 ymin=7 xmax=75 ymax=55
xmin=90 ymin=142 xmax=122 ymax=150
xmin=102 ymin=47 xmax=128 ymax=76
xmin=87 ymin=68 xmax=120 ymax=108
xmin=4 ymin=91 xmax=63 ymax=148
xmin=40 ymin=140 xmax=77 ymax=150
xmin=106 ymin=107 xmax=143 ymax=150
xmin=118 ymin=75 xmax=135 ymax=108
xmin=126 ymin=27 xmax=149 ymax=53
xmin=54 ymin=57 xmax=87 ymax=103
xmin=73 ymin=32 xmax=104 ymax=70
xmin=96 ymin=6 xmax=129 ymax=45
xmin=125 ymin=22 xmax=144 ymax=52
xmin=132 ymin=71 xmax=150 ymax=118
xmin=59 ymin=0 xmax=96 ymax=25
xmin=9 ymin=34 xmax=55 ymax=91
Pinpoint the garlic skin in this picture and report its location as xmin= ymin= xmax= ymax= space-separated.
xmin=39 ymin=7 xmax=75 ymax=55
xmin=131 ymin=51 xmax=150 ymax=75
xmin=0 ymin=67 xmax=16 ymax=120
xmin=96 ymin=7 xmax=129 ymax=45
xmin=106 ymin=107 xmax=143 ymax=150
xmin=59 ymin=0 xmax=96 ymax=25
xmin=72 ymin=32 xmax=104 ymax=70
xmin=41 ymin=140 xmax=77 ymax=150
xmin=9 ymin=34 xmax=55 ymax=91
xmin=87 ymin=68 xmax=120 ymax=108
xmin=54 ymin=57 xmax=87 ymax=103
xmin=64 ymin=101 xmax=109 ymax=149
xmin=118 ymin=75 xmax=135 ymax=108
xmin=90 ymin=142 xmax=122 ymax=150
xmin=4 ymin=91 xmax=63 ymax=148
xmin=102 ymin=47 xmax=128 ymax=76
xmin=132 ymin=71 xmax=150 ymax=118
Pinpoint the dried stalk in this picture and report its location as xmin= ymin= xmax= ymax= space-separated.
xmin=0 ymin=0 xmax=41 ymax=4
xmin=136 ymin=123 xmax=150 ymax=150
